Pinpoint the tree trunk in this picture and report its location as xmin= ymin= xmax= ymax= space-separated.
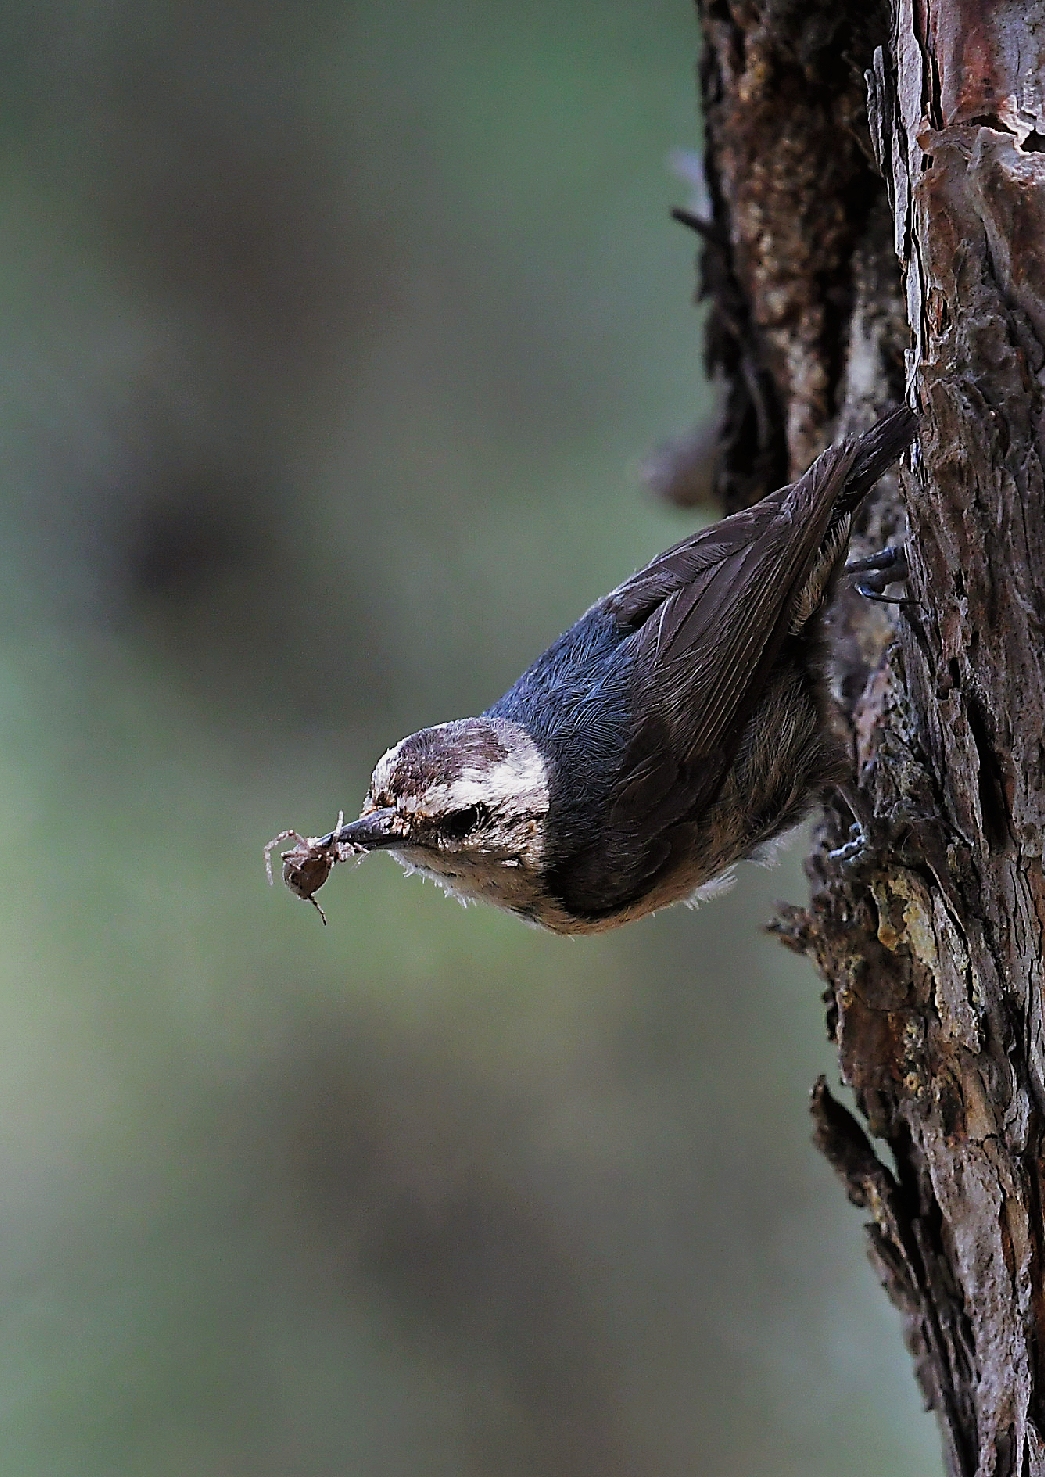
xmin=690 ymin=2 xmax=1045 ymax=1472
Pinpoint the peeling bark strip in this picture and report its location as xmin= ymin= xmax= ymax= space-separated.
xmin=694 ymin=2 xmax=1045 ymax=1474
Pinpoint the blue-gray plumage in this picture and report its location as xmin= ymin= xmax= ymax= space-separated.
xmin=273 ymin=407 xmax=916 ymax=931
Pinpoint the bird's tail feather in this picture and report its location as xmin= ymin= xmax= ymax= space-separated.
xmin=841 ymin=406 xmax=918 ymax=509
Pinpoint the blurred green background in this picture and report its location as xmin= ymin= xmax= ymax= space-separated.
xmin=0 ymin=2 xmax=942 ymax=1473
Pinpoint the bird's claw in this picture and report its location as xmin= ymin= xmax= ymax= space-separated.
xmin=826 ymin=821 xmax=867 ymax=865
xmin=846 ymin=545 xmax=917 ymax=607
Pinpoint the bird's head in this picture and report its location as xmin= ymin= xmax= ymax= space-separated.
xmin=339 ymin=717 xmax=552 ymax=918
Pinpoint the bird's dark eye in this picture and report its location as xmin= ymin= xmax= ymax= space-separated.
xmin=441 ymin=804 xmax=486 ymax=840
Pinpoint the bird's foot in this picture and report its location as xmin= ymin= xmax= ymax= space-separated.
xmin=823 ymin=785 xmax=885 ymax=876
xmin=846 ymin=545 xmax=916 ymax=607
xmin=827 ymin=821 xmax=866 ymax=865
xmin=822 ymin=791 xmax=962 ymax=920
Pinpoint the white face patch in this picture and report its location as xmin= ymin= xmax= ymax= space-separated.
xmin=370 ymin=719 xmax=549 ymax=823
xmin=369 ymin=741 xmax=404 ymax=798
xmin=361 ymin=718 xmax=552 ymax=918
xmin=426 ymin=744 xmax=548 ymax=817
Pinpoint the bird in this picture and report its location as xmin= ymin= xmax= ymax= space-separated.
xmin=271 ymin=407 xmax=916 ymax=933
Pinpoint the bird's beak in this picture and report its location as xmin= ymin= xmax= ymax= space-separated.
xmin=326 ymin=806 xmax=405 ymax=850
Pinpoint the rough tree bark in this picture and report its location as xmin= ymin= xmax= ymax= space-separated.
xmin=685 ymin=2 xmax=1045 ymax=1473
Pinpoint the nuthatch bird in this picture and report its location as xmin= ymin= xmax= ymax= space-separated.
xmin=272 ymin=408 xmax=916 ymax=932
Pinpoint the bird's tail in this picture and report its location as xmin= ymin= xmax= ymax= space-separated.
xmin=839 ymin=406 xmax=918 ymax=510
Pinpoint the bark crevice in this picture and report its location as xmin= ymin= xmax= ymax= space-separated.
xmin=692 ymin=1 xmax=1045 ymax=1471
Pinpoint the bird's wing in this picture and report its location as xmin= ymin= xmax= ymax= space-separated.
xmin=552 ymin=439 xmax=859 ymax=918
xmin=611 ymin=437 xmax=856 ymax=769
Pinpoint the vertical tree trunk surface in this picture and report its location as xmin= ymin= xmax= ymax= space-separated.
xmin=692 ymin=2 xmax=1045 ymax=1472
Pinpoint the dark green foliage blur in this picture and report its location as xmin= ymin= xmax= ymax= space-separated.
xmin=0 ymin=2 xmax=941 ymax=1473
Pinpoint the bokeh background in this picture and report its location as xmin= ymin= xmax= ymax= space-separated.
xmin=0 ymin=2 xmax=943 ymax=1473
